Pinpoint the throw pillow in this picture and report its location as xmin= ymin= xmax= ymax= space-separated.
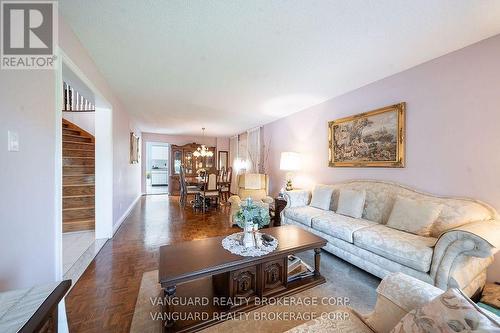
xmin=391 ymin=288 xmax=500 ymax=332
xmin=336 ymin=189 xmax=366 ymax=218
xmin=387 ymin=196 xmax=442 ymax=237
xmin=309 ymin=185 xmax=334 ymax=210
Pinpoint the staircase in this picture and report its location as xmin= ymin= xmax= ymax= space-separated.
xmin=62 ymin=119 xmax=95 ymax=232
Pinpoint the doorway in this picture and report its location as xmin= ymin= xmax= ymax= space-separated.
xmin=145 ymin=142 xmax=169 ymax=195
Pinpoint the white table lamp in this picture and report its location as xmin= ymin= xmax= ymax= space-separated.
xmin=280 ymin=152 xmax=301 ymax=191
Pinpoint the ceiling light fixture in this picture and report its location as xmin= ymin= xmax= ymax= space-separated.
xmin=193 ymin=128 xmax=214 ymax=158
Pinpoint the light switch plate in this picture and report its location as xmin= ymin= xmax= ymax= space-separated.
xmin=8 ymin=131 xmax=19 ymax=152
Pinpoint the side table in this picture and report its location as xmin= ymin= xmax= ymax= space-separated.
xmin=272 ymin=196 xmax=287 ymax=227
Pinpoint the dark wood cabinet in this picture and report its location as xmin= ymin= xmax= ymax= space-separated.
xmin=262 ymin=258 xmax=287 ymax=296
xmin=168 ymin=143 xmax=216 ymax=195
xmin=212 ymin=256 xmax=287 ymax=309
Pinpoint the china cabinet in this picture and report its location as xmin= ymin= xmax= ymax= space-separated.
xmin=169 ymin=143 xmax=216 ymax=195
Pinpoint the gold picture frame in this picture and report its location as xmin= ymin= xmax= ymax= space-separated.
xmin=130 ymin=132 xmax=140 ymax=164
xmin=328 ymin=103 xmax=405 ymax=168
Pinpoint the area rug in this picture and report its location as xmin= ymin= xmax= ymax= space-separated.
xmin=130 ymin=250 xmax=379 ymax=332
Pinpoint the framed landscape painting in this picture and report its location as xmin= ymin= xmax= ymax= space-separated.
xmin=328 ymin=103 xmax=405 ymax=167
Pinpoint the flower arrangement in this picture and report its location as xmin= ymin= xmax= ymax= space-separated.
xmin=234 ymin=197 xmax=270 ymax=229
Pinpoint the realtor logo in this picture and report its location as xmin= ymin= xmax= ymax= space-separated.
xmin=1 ymin=1 xmax=57 ymax=69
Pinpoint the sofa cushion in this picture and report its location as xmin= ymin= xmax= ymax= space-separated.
xmin=337 ymin=189 xmax=366 ymax=218
xmin=353 ymin=225 xmax=437 ymax=272
xmin=391 ymin=288 xmax=500 ymax=332
xmin=312 ymin=212 xmax=377 ymax=243
xmin=309 ymin=185 xmax=334 ymax=210
xmin=284 ymin=206 xmax=327 ymax=227
xmin=387 ymin=196 xmax=443 ymax=236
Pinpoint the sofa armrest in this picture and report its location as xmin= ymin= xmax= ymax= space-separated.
xmin=430 ymin=220 xmax=500 ymax=291
xmin=283 ymin=190 xmax=311 ymax=208
xmin=227 ymin=195 xmax=242 ymax=205
xmin=364 ymin=273 xmax=442 ymax=333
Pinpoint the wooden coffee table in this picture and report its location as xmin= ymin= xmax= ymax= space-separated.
xmin=159 ymin=225 xmax=327 ymax=332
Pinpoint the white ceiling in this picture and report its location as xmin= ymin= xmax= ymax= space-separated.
xmin=60 ymin=0 xmax=500 ymax=136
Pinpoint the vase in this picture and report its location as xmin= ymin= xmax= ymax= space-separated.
xmin=242 ymin=221 xmax=256 ymax=248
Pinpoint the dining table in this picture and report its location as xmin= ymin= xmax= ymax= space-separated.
xmin=184 ymin=176 xmax=206 ymax=209
xmin=185 ymin=176 xmax=205 ymax=187
xmin=184 ymin=176 xmax=227 ymax=210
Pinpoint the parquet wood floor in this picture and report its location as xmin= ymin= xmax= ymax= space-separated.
xmin=65 ymin=195 xmax=238 ymax=332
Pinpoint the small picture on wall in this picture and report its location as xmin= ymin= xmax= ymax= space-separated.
xmin=328 ymin=103 xmax=405 ymax=167
xmin=130 ymin=132 xmax=140 ymax=164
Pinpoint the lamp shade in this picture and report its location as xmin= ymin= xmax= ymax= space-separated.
xmin=280 ymin=152 xmax=301 ymax=171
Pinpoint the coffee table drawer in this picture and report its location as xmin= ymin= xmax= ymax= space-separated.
xmin=230 ymin=266 xmax=258 ymax=299
xmin=262 ymin=258 xmax=287 ymax=296
xmin=213 ymin=265 xmax=258 ymax=307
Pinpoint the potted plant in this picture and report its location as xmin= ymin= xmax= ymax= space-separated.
xmin=234 ymin=198 xmax=270 ymax=248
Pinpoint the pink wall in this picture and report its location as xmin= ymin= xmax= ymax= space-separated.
xmin=263 ymin=34 xmax=500 ymax=281
xmin=0 ymin=70 xmax=57 ymax=290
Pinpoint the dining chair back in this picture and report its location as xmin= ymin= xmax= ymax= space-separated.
xmin=218 ymin=168 xmax=226 ymax=183
xmin=218 ymin=167 xmax=232 ymax=202
xmin=200 ymin=170 xmax=220 ymax=212
xmin=206 ymin=172 xmax=218 ymax=191
xmin=179 ymin=165 xmax=187 ymax=202
xmin=225 ymin=167 xmax=232 ymax=183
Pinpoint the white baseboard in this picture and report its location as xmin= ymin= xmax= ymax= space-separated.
xmin=113 ymin=194 xmax=141 ymax=235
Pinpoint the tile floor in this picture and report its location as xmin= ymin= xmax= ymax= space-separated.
xmin=63 ymin=231 xmax=107 ymax=289
xmin=63 ymin=231 xmax=96 ymax=274
xmin=146 ymin=185 xmax=168 ymax=195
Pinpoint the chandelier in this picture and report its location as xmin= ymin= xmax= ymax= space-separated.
xmin=193 ymin=128 xmax=214 ymax=158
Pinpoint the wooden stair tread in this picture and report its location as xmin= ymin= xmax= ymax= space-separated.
xmin=63 ymin=149 xmax=95 ymax=152
xmin=63 ymin=128 xmax=80 ymax=134
xmin=63 ymin=141 xmax=94 ymax=145
xmin=63 ymin=133 xmax=90 ymax=138
xmin=64 ymin=218 xmax=95 ymax=223
xmin=63 ymin=206 xmax=94 ymax=211
xmin=63 ymin=183 xmax=95 ymax=187
xmin=63 ymin=194 xmax=95 ymax=199
xmin=63 ymin=156 xmax=95 ymax=159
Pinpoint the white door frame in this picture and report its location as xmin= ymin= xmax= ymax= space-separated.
xmin=56 ymin=48 xmax=114 ymax=262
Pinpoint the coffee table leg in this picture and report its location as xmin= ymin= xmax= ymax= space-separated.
xmin=314 ymin=248 xmax=321 ymax=276
xmin=164 ymin=285 xmax=177 ymax=330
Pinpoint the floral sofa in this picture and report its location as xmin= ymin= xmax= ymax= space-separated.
xmin=285 ymin=272 xmax=499 ymax=332
xmin=283 ymin=180 xmax=500 ymax=296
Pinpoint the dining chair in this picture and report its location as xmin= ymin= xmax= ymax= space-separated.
xmin=218 ymin=167 xmax=232 ymax=203
xmin=180 ymin=165 xmax=200 ymax=205
xmin=199 ymin=170 xmax=220 ymax=212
